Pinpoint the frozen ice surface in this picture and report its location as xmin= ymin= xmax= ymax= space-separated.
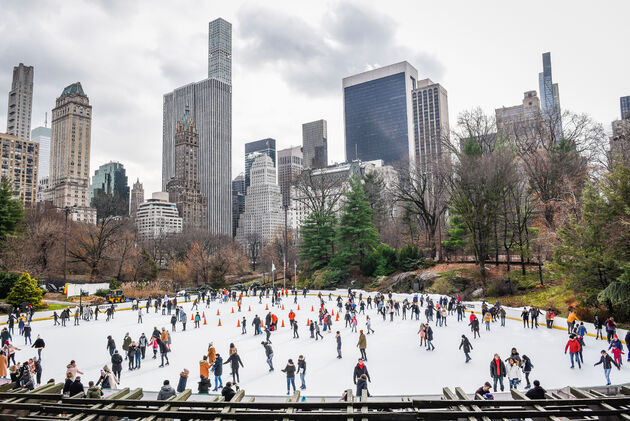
xmin=4 ymin=290 xmax=627 ymax=396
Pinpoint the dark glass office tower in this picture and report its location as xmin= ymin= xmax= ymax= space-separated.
xmin=621 ymin=96 xmax=630 ymax=120
xmin=343 ymin=62 xmax=418 ymax=165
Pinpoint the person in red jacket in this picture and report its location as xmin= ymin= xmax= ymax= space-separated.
xmin=564 ymin=334 xmax=582 ymax=369
xmin=288 ymin=311 xmax=296 ymax=327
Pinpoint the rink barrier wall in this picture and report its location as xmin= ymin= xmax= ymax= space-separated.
xmin=1 ymin=292 xmax=627 ymax=345
xmin=1 ymin=382 xmax=630 ymax=420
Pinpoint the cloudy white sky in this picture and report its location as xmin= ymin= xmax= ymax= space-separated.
xmin=1 ymin=0 xmax=629 ymax=195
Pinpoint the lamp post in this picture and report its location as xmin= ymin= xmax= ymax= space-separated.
xmin=283 ymin=204 xmax=288 ymax=291
xmin=63 ymin=205 xmax=76 ymax=284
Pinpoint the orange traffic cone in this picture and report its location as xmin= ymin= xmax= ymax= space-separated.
xmin=203 ymin=317 xmax=207 ymax=325
xmin=306 ymin=319 xmax=310 ymax=326
xmin=282 ymin=305 xmax=285 ymax=310
xmin=266 ymin=304 xmax=269 ymax=310
xmin=281 ymin=320 xmax=285 ymax=327
xmin=261 ymin=320 xmax=264 ymax=328
xmin=336 ymin=313 xmax=339 ymax=321
xmin=311 ymin=306 xmax=314 ymax=311
xmin=217 ymin=309 xmax=220 ymax=316
xmin=248 ymin=306 xmax=251 ymax=312
xmin=231 ymin=308 xmax=234 ymax=313
xmin=237 ymin=319 xmax=241 ymax=327
xmin=191 ymin=314 xmax=194 ymax=321
xmin=202 ymin=312 xmax=205 ymax=318
xmin=331 ymin=310 xmax=335 ymax=316
xmin=218 ymin=319 xmax=222 ymax=326
xmin=297 ymin=305 xmax=300 ymax=311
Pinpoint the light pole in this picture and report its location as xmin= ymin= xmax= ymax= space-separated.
xmin=63 ymin=206 xmax=76 ymax=284
xmin=283 ymin=204 xmax=288 ymax=291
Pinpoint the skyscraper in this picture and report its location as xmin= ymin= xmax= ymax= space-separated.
xmin=6 ymin=63 xmax=34 ymax=140
xmin=236 ymin=154 xmax=284 ymax=246
xmin=411 ymin=79 xmax=450 ymax=173
xmin=0 ymin=132 xmax=38 ymax=206
xmin=163 ymin=18 xmax=232 ymax=235
xmin=278 ymin=146 xmax=303 ymax=208
xmin=167 ymin=107 xmax=207 ymax=230
xmin=244 ymin=138 xmax=276 ymax=188
xmin=129 ymin=178 xmax=144 ymax=218
xmin=302 ymin=119 xmax=327 ymax=169
xmin=208 ymin=18 xmax=232 ymax=84
xmin=496 ymin=91 xmax=541 ymax=138
xmin=90 ymin=161 xmax=130 ymax=220
xmin=538 ymin=52 xmax=562 ymax=138
xmin=232 ymin=173 xmax=245 ymax=238
xmin=136 ymin=192 xmax=183 ymax=240
xmin=621 ymin=96 xmax=630 ymax=120
xmin=49 ymin=82 xmax=96 ymax=224
xmin=343 ymin=61 xmax=418 ymax=165
xmin=31 ymin=126 xmax=51 ymax=180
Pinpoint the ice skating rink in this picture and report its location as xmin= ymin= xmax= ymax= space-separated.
xmin=4 ymin=290 xmax=626 ymax=396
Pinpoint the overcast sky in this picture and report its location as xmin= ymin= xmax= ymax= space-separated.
xmin=1 ymin=0 xmax=628 ymax=195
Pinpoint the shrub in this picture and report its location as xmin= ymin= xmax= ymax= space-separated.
xmin=109 ymin=279 xmax=121 ymax=290
xmin=427 ymin=277 xmax=454 ymax=295
xmin=94 ymin=289 xmax=109 ymax=298
xmin=311 ymin=268 xmax=349 ymax=289
xmin=398 ymin=244 xmax=421 ymax=271
xmin=6 ymin=273 xmax=44 ymax=307
xmin=361 ymin=244 xmax=398 ymax=277
xmin=0 ymin=272 xmax=19 ymax=298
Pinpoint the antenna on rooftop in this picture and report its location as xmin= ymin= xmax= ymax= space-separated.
xmin=44 ymin=112 xmax=48 ymax=128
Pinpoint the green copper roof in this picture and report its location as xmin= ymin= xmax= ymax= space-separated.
xmin=60 ymin=82 xmax=85 ymax=98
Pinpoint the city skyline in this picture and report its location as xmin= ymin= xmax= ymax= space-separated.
xmin=1 ymin=1 xmax=629 ymax=196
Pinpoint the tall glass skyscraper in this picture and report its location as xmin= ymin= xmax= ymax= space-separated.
xmin=244 ymin=138 xmax=276 ymax=188
xmin=621 ymin=96 xmax=630 ymax=120
xmin=538 ymin=52 xmax=563 ymax=139
xmin=31 ymin=126 xmax=51 ymax=179
xmin=208 ymin=18 xmax=231 ymax=84
xmin=90 ymin=161 xmax=130 ymax=220
xmin=343 ymin=62 xmax=418 ymax=165
xmin=163 ymin=18 xmax=232 ymax=235
xmin=302 ymin=119 xmax=327 ymax=169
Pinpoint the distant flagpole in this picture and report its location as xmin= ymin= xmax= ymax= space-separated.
xmin=271 ymin=261 xmax=275 ymax=290
xmin=294 ymin=261 xmax=297 ymax=291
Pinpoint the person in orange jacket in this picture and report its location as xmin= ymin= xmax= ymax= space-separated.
xmin=288 ymin=310 xmax=296 ymax=327
xmin=200 ymin=355 xmax=211 ymax=379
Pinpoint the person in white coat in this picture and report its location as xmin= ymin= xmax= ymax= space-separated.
xmin=507 ymin=358 xmax=522 ymax=390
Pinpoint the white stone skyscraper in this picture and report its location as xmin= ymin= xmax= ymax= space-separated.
xmin=49 ymin=82 xmax=96 ymax=224
xmin=236 ymin=154 xmax=283 ymax=246
xmin=130 ymin=178 xmax=144 ymax=218
xmin=278 ymin=146 xmax=303 ymax=208
xmin=163 ymin=18 xmax=232 ymax=235
xmin=6 ymin=63 xmax=34 ymax=140
xmin=208 ymin=18 xmax=232 ymax=84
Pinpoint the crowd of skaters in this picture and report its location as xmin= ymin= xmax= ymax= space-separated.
xmin=1 ymin=286 xmax=629 ymax=399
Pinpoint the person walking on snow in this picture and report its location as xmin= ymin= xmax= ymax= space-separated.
xmin=459 ymin=335 xmax=473 ymax=363
xmin=426 ymin=325 xmax=435 ymax=351
xmin=281 ymin=359 xmax=296 ymax=395
xmin=521 ymin=355 xmax=534 ymax=389
xmin=224 ymin=351 xmax=244 ymax=383
xmin=357 ymin=330 xmax=367 ymax=361
xmin=506 ymin=358 xmax=522 ymax=390
xmin=594 ymin=350 xmax=620 ymax=386
xmin=366 ymin=315 xmax=374 ymax=335
xmin=490 ymin=354 xmax=506 ymax=392
xmin=262 ymin=341 xmax=274 ymax=371
xmin=353 ymin=358 xmax=371 ymax=385
xmin=336 ymin=331 xmax=342 ymax=359
xmin=297 ymin=355 xmax=306 ymax=389
xmin=565 ymin=334 xmax=582 ymax=369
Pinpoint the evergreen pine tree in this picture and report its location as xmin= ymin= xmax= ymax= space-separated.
xmin=6 ymin=273 xmax=43 ymax=307
xmin=299 ymin=211 xmax=336 ymax=272
xmin=0 ymin=177 xmax=24 ymax=241
xmin=335 ymin=177 xmax=379 ymax=267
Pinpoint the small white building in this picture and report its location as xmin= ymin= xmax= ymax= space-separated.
xmin=135 ymin=192 xmax=183 ymax=239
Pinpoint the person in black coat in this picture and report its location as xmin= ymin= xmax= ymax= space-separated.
xmin=356 ymin=374 xmax=370 ymax=397
xmin=68 ymin=376 xmax=85 ymax=397
xmin=224 ymin=352 xmax=244 ymax=383
xmin=490 ymin=354 xmax=506 ymax=392
xmin=198 ymin=376 xmax=211 ymax=394
xmin=353 ymin=359 xmax=371 ymax=384
xmin=221 ymin=382 xmax=239 ymax=401
xmin=459 ymin=335 xmax=473 ymax=362
xmin=281 ymin=359 xmax=296 ymax=395
xmin=32 ymin=336 xmax=45 ymax=360
xmin=525 ymin=380 xmax=546 ymax=399
xmin=106 ymin=336 xmax=116 ymax=356
xmin=213 ymin=355 xmax=223 ymax=391
xmin=111 ymin=350 xmax=123 ymax=381
xmin=63 ymin=372 xmax=74 ymax=395
xmin=594 ymin=350 xmax=620 ymax=385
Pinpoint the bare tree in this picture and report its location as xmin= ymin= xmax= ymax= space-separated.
xmin=292 ymin=168 xmax=346 ymax=215
xmin=69 ymin=217 xmax=125 ymax=280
